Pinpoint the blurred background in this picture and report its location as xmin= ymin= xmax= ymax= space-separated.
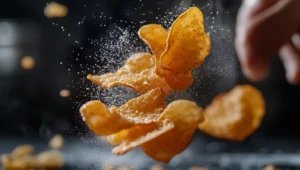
xmin=1 ymin=0 xmax=300 ymax=169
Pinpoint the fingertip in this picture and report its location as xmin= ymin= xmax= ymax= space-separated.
xmin=241 ymin=59 xmax=270 ymax=82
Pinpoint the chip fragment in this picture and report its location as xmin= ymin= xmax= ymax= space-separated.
xmin=160 ymin=7 xmax=211 ymax=73
xmin=87 ymin=53 xmax=173 ymax=96
xmin=112 ymin=120 xmax=175 ymax=155
xmin=44 ymin=1 xmax=68 ymax=18
xmin=80 ymin=100 xmax=132 ymax=136
xmin=199 ymin=85 xmax=266 ymax=141
xmin=142 ymin=100 xmax=203 ymax=163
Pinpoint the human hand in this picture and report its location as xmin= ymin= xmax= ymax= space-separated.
xmin=235 ymin=0 xmax=300 ymax=84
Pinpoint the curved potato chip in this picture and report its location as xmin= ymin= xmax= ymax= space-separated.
xmin=142 ymin=100 xmax=203 ymax=163
xmin=106 ymin=123 xmax=158 ymax=145
xmin=160 ymin=7 xmax=211 ymax=74
xmin=198 ymin=85 xmax=266 ymax=141
xmin=80 ymin=100 xmax=132 ymax=136
xmin=112 ymin=120 xmax=174 ymax=155
xmin=117 ymin=88 xmax=166 ymax=124
xmin=138 ymin=24 xmax=168 ymax=75
xmin=87 ymin=53 xmax=173 ymax=96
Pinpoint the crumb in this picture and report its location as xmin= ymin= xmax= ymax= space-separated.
xmin=263 ymin=165 xmax=277 ymax=170
xmin=150 ymin=164 xmax=164 ymax=170
xmin=49 ymin=134 xmax=64 ymax=149
xmin=20 ymin=56 xmax=35 ymax=70
xmin=188 ymin=166 xmax=209 ymax=170
xmin=60 ymin=89 xmax=71 ymax=97
xmin=37 ymin=150 xmax=64 ymax=168
xmin=44 ymin=2 xmax=68 ymax=18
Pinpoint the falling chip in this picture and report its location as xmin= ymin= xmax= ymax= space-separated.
xmin=44 ymin=2 xmax=68 ymax=18
xmin=20 ymin=56 xmax=35 ymax=70
xmin=263 ymin=165 xmax=277 ymax=170
xmin=59 ymin=89 xmax=70 ymax=97
xmin=150 ymin=164 xmax=164 ymax=170
xmin=49 ymin=134 xmax=64 ymax=149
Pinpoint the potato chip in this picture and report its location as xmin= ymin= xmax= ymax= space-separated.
xmin=263 ymin=165 xmax=277 ymax=170
xmin=142 ymin=100 xmax=203 ymax=163
xmin=11 ymin=145 xmax=34 ymax=158
xmin=80 ymin=100 xmax=132 ymax=136
xmin=37 ymin=150 xmax=64 ymax=168
xmin=107 ymin=123 xmax=158 ymax=145
xmin=112 ymin=120 xmax=174 ymax=155
xmin=87 ymin=53 xmax=173 ymax=96
xmin=138 ymin=25 xmax=168 ymax=75
xmin=163 ymin=71 xmax=194 ymax=90
xmin=150 ymin=164 xmax=165 ymax=170
xmin=117 ymin=88 xmax=166 ymax=124
xmin=199 ymin=85 xmax=266 ymax=141
xmin=160 ymin=7 xmax=211 ymax=74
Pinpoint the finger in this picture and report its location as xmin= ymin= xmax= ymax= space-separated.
xmin=280 ymin=41 xmax=300 ymax=84
xmin=236 ymin=0 xmax=279 ymax=81
xmin=236 ymin=0 xmax=300 ymax=81
xmin=291 ymin=33 xmax=300 ymax=51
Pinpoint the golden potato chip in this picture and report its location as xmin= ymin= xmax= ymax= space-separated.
xmin=80 ymin=100 xmax=132 ymax=136
xmin=199 ymin=85 xmax=266 ymax=141
xmin=138 ymin=25 xmax=168 ymax=75
xmin=107 ymin=123 xmax=158 ymax=145
xmin=112 ymin=120 xmax=174 ymax=155
xmin=189 ymin=166 xmax=209 ymax=170
xmin=37 ymin=150 xmax=64 ymax=168
xmin=160 ymin=7 xmax=211 ymax=73
xmin=142 ymin=100 xmax=203 ymax=163
xmin=117 ymin=88 xmax=166 ymax=124
xmin=11 ymin=145 xmax=34 ymax=158
xmin=263 ymin=165 xmax=277 ymax=170
xmin=87 ymin=53 xmax=173 ymax=96
xmin=163 ymin=71 xmax=194 ymax=90
xmin=150 ymin=164 xmax=165 ymax=170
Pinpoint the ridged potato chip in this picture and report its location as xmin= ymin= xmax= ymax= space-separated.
xmin=138 ymin=24 xmax=168 ymax=75
xmin=117 ymin=88 xmax=166 ymax=124
xmin=160 ymin=7 xmax=211 ymax=74
xmin=199 ymin=85 xmax=265 ymax=141
xmin=87 ymin=53 xmax=173 ymax=96
xmin=106 ymin=123 xmax=158 ymax=145
xmin=112 ymin=120 xmax=175 ymax=155
xmin=142 ymin=100 xmax=203 ymax=163
xmin=80 ymin=100 xmax=132 ymax=136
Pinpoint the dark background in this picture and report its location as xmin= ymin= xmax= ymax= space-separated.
xmin=1 ymin=0 xmax=300 ymax=169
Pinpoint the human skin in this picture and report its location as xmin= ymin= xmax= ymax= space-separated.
xmin=235 ymin=0 xmax=300 ymax=84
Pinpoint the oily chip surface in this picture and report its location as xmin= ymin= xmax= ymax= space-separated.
xmin=160 ymin=7 xmax=211 ymax=74
xmin=199 ymin=85 xmax=266 ymax=141
xmin=80 ymin=100 xmax=132 ymax=136
xmin=117 ymin=88 xmax=166 ymax=124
